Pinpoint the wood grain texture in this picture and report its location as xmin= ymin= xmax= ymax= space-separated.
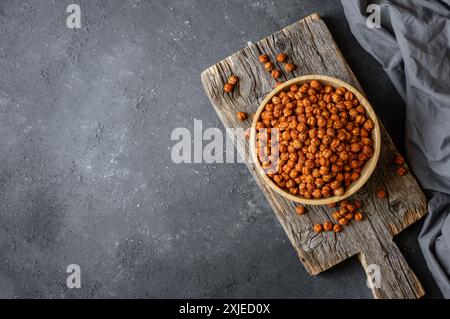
xmin=201 ymin=13 xmax=427 ymax=299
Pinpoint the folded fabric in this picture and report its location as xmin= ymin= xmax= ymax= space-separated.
xmin=341 ymin=0 xmax=450 ymax=298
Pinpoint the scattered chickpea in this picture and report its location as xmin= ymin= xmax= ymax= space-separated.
xmin=223 ymin=83 xmax=234 ymax=93
xmin=332 ymin=211 xmax=341 ymax=220
xmin=264 ymin=61 xmax=274 ymax=71
xmin=328 ymin=202 xmax=337 ymax=208
xmin=284 ymin=63 xmax=296 ymax=73
xmin=396 ymin=166 xmax=407 ymax=176
xmin=354 ymin=212 xmax=364 ymax=221
xmin=394 ymin=154 xmax=405 ymax=165
xmin=271 ymin=69 xmax=281 ymax=79
xmin=345 ymin=212 xmax=354 ymax=220
xmin=333 ymin=224 xmax=343 ymax=233
xmin=295 ymin=206 xmax=306 ymax=215
xmin=314 ymin=223 xmax=324 ymax=233
xmin=323 ymin=221 xmax=333 ymax=231
xmin=228 ymin=75 xmax=239 ymax=85
xmin=354 ymin=200 xmax=362 ymax=208
xmin=338 ymin=217 xmax=349 ymax=226
xmin=339 ymin=207 xmax=348 ymax=215
xmin=376 ymin=189 xmax=387 ymax=199
xmin=259 ymin=54 xmax=269 ymax=63
xmin=237 ymin=111 xmax=248 ymax=121
xmin=340 ymin=200 xmax=349 ymax=208
xmin=346 ymin=203 xmax=355 ymax=212
xmin=276 ymin=53 xmax=287 ymax=63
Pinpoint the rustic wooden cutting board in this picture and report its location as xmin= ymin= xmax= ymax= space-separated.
xmin=201 ymin=13 xmax=427 ymax=299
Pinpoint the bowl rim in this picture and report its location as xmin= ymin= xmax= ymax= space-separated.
xmin=250 ymin=75 xmax=381 ymax=205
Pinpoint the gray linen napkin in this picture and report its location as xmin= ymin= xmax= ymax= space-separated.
xmin=341 ymin=0 xmax=450 ymax=298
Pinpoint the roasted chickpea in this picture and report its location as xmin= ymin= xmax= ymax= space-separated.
xmin=224 ymin=83 xmax=234 ymax=93
xmin=345 ymin=212 xmax=354 ymax=220
xmin=376 ymin=189 xmax=387 ymax=199
xmin=394 ymin=154 xmax=405 ymax=165
xmin=332 ymin=211 xmax=341 ymax=220
xmin=228 ymin=75 xmax=239 ymax=85
xmin=313 ymin=223 xmax=324 ymax=233
xmin=276 ymin=53 xmax=287 ymax=63
xmin=259 ymin=54 xmax=269 ymax=63
xmin=364 ymin=119 xmax=375 ymax=131
xmin=271 ymin=69 xmax=281 ymax=79
xmin=323 ymin=221 xmax=333 ymax=231
xmin=265 ymin=61 xmax=274 ymax=71
xmin=295 ymin=205 xmax=306 ymax=215
xmin=237 ymin=111 xmax=248 ymax=121
xmin=284 ymin=63 xmax=296 ymax=72
xmin=333 ymin=224 xmax=343 ymax=233
xmin=396 ymin=166 xmax=407 ymax=176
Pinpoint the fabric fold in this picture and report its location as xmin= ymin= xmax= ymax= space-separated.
xmin=341 ymin=0 xmax=450 ymax=298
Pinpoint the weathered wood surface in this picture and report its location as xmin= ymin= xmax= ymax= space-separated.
xmin=201 ymin=13 xmax=427 ymax=299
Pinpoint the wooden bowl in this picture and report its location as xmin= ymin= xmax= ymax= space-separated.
xmin=250 ymin=75 xmax=381 ymax=205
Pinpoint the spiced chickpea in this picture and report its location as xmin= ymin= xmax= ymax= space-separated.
xmin=295 ymin=205 xmax=306 ymax=215
xmin=259 ymin=54 xmax=269 ymax=63
xmin=276 ymin=53 xmax=287 ymax=63
xmin=313 ymin=224 xmax=324 ymax=233
xmin=345 ymin=212 xmax=354 ymax=220
xmin=395 ymin=154 xmax=405 ymax=165
xmin=237 ymin=111 xmax=248 ymax=121
xmin=312 ymin=189 xmax=322 ymax=199
xmin=333 ymin=224 xmax=343 ymax=233
xmin=332 ymin=211 xmax=341 ymax=220
xmin=284 ymin=63 xmax=296 ymax=72
xmin=224 ymin=83 xmax=234 ymax=93
xmin=265 ymin=61 xmax=274 ymax=71
xmin=271 ymin=69 xmax=281 ymax=79
xmin=228 ymin=75 xmax=239 ymax=85
xmin=334 ymin=188 xmax=345 ymax=196
xmin=321 ymin=187 xmax=331 ymax=198
xmin=376 ymin=189 xmax=387 ymax=199
xmin=323 ymin=221 xmax=333 ymax=231
xmin=396 ymin=166 xmax=407 ymax=176
xmin=364 ymin=119 xmax=375 ymax=131
xmin=354 ymin=212 xmax=364 ymax=221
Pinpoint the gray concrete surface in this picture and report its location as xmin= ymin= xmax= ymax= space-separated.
xmin=0 ymin=0 xmax=442 ymax=298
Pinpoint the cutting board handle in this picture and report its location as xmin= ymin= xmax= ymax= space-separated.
xmin=359 ymin=238 xmax=424 ymax=299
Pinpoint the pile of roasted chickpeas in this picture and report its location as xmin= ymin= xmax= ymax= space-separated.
xmin=255 ymin=79 xmax=375 ymax=199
